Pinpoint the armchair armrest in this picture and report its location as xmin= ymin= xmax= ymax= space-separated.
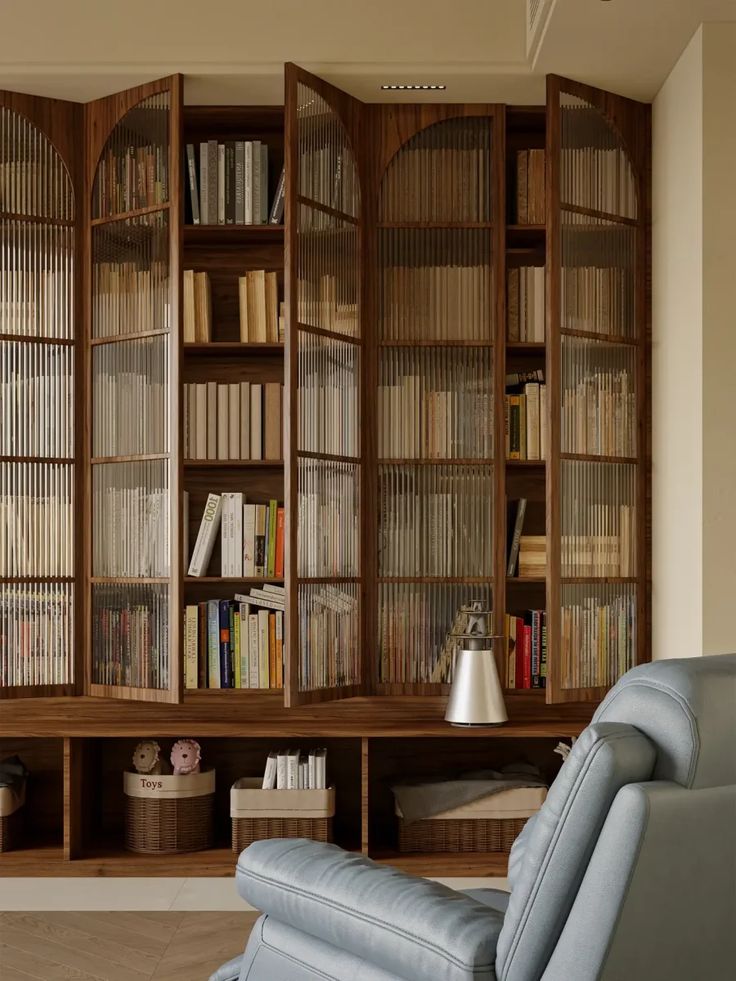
xmin=236 ymin=839 xmax=502 ymax=981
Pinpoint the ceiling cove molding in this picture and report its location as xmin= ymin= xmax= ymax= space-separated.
xmin=527 ymin=0 xmax=558 ymax=65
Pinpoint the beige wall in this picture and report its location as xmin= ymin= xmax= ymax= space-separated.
xmin=652 ymin=24 xmax=736 ymax=658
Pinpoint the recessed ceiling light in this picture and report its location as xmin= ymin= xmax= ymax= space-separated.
xmin=380 ymin=84 xmax=446 ymax=91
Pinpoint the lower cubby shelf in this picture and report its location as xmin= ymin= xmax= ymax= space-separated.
xmin=0 ymin=726 xmax=581 ymax=877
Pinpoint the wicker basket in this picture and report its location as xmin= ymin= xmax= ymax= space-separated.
xmin=0 ymin=781 xmax=26 ymax=853
xmin=396 ymin=785 xmax=546 ymax=854
xmin=231 ymin=777 xmax=335 ymax=853
xmin=124 ymin=769 xmax=215 ymax=854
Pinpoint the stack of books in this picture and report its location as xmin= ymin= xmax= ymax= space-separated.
xmin=183 ymin=270 xmax=212 ymax=342
xmin=561 ymin=591 xmax=635 ymax=690
xmin=507 ymin=266 xmax=545 ymax=342
xmin=515 ymin=149 xmax=546 ymax=224
xmin=93 ymin=261 xmax=170 ymax=338
xmin=185 ymin=141 xmax=285 ymax=225
xmin=183 ymin=584 xmax=285 ymax=689
xmin=96 ymin=141 xmax=167 ymax=216
xmin=562 ymin=369 xmax=635 ymax=457
xmin=261 ymin=748 xmax=327 ymax=790
xmin=183 ymin=381 xmax=283 ymax=461
xmin=505 ymin=610 xmax=547 ymax=689
xmin=561 ymin=266 xmax=631 ymax=336
xmin=187 ymin=493 xmax=284 ymax=579
xmin=561 ymin=145 xmax=636 ymax=218
xmin=518 ymin=536 xmax=547 ymax=578
xmin=238 ymin=269 xmax=282 ymax=342
xmin=505 ymin=372 xmax=547 ymax=460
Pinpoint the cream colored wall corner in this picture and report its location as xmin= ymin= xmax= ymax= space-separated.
xmin=652 ymin=27 xmax=703 ymax=660
xmin=652 ymin=24 xmax=736 ymax=659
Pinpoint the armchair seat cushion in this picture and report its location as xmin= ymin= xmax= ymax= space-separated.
xmin=236 ymin=838 xmax=504 ymax=981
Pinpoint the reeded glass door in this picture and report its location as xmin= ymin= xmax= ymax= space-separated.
xmin=546 ymin=75 xmax=649 ymax=703
xmin=86 ymin=77 xmax=182 ymax=702
xmin=284 ymin=64 xmax=365 ymax=705
xmin=0 ymin=92 xmax=81 ymax=697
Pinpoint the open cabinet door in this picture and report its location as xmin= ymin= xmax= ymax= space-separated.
xmin=85 ymin=76 xmax=183 ymax=703
xmin=0 ymin=90 xmax=83 ymax=698
xmin=545 ymin=75 xmax=650 ymax=704
xmin=284 ymin=64 xmax=366 ymax=705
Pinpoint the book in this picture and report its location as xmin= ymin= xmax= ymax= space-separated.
xmin=221 ymin=492 xmax=243 ymax=577
xmin=207 ymin=599 xmax=220 ymax=687
xmin=219 ymin=598 xmax=233 ymax=688
xmin=269 ymin=166 xmax=285 ymax=223
xmin=250 ymin=384 xmax=263 ymax=459
xmin=184 ymin=605 xmax=198 ymax=688
xmin=262 ymin=751 xmax=277 ymax=789
xmin=187 ymin=493 xmax=222 ymax=577
xmin=264 ymin=382 xmax=282 ymax=460
xmin=229 ymin=384 xmax=240 ymax=459
xmin=206 ymin=140 xmax=218 ymax=224
xmin=186 ymin=144 xmax=200 ymax=224
xmin=507 ymin=498 xmax=527 ymax=576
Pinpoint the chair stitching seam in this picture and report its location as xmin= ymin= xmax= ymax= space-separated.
xmin=238 ymin=864 xmax=496 ymax=971
xmin=502 ymin=730 xmax=638 ymax=975
xmin=597 ymin=681 xmax=700 ymax=786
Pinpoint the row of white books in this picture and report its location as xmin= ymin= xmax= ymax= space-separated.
xmin=561 ymin=371 xmax=636 ymax=457
xmin=561 ymin=266 xmax=633 ymax=337
xmin=378 ymin=466 xmax=493 ymax=578
xmin=0 ymin=266 xmax=74 ymax=339
xmin=380 ymin=264 xmax=491 ymax=341
xmin=297 ymin=274 xmax=359 ymax=338
xmin=298 ymin=339 xmax=358 ymax=457
xmin=297 ymin=462 xmax=359 ymax=579
xmin=187 ymin=493 xmax=284 ymax=579
xmin=183 ymin=381 xmax=283 ymax=461
xmin=92 ymin=338 xmax=169 ymax=457
xmin=93 ymin=471 xmax=169 ymax=579
xmin=561 ymin=505 xmax=636 ymax=578
xmin=92 ymin=261 xmax=170 ymax=338
xmin=378 ymin=381 xmax=492 ymax=460
xmin=298 ymin=583 xmax=360 ymax=690
xmin=0 ymin=464 xmax=73 ymax=577
xmin=1 ymin=343 xmax=74 ymax=458
xmin=561 ymin=144 xmax=637 ymax=219
xmin=262 ymin=747 xmax=328 ymax=790
xmin=507 ymin=266 xmax=545 ymax=343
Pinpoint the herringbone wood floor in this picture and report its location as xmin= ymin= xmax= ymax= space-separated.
xmin=0 ymin=912 xmax=259 ymax=981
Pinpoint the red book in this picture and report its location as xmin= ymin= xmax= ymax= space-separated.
xmin=515 ymin=616 xmax=525 ymax=688
xmin=275 ymin=507 xmax=285 ymax=578
xmin=522 ymin=626 xmax=532 ymax=689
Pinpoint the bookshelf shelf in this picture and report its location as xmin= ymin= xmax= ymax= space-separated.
xmin=506 ymin=342 xmax=545 ymax=353
xmin=378 ymin=340 xmax=494 ymax=349
xmin=183 ymin=459 xmax=283 ymax=468
xmin=506 ymin=459 xmax=546 ymax=467
xmin=91 ymin=202 xmax=170 ymax=226
xmin=183 ymin=342 xmax=284 ymax=355
xmin=377 ymin=458 xmax=494 ymax=466
xmin=90 ymin=328 xmax=171 ymax=346
xmin=183 ymin=224 xmax=284 ymax=244
xmin=560 ymin=328 xmax=639 ymax=346
xmin=91 ymin=453 xmax=170 ymax=465
xmin=0 ymin=333 xmax=75 ymax=347
xmin=561 ymin=453 xmax=638 ymax=465
xmin=507 ymin=577 xmax=547 ymax=584
xmin=184 ymin=576 xmax=284 ymax=584
xmin=378 ymin=221 xmax=494 ymax=229
xmin=89 ymin=577 xmax=171 ymax=584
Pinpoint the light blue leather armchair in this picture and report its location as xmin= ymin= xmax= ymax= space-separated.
xmin=212 ymin=655 xmax=736 ymax=980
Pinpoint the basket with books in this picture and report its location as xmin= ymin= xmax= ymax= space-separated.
xmin=0 ymin=756 xmax=28 ymax=853
xmin=124 ymin=740 xmax=215 ymax=854
xmin=394 ymin=781 xmax=547 ymax=854
xmin=231 ymin=748 xmax=334 ymax=852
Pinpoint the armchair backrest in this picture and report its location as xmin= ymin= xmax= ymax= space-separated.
xmin=497 ymin=653 xmax=736 ymax=981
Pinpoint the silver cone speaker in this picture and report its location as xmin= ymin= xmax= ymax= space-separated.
xmin=445 ymin=638 xmax=508 ymax=727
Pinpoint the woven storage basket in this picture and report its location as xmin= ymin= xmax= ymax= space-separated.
xmin=231 ymin=777 xmax=335 ymax=852
xmin=0 ymin=781 xmax=26 ymax=853
xmin=124 ymin=769 xmax=215 ymax=854
xmin=396 ymin=785 xmax=546 ymax=854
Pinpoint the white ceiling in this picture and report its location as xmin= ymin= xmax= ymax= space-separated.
xmin=0 ymin=0 xmax=734 ymax=106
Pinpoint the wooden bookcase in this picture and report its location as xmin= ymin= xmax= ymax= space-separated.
xmin=0 ymin=67 xmax=650 ymax=876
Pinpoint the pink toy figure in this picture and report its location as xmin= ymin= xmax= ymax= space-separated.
xmin=171 ymin=739 xmax=201 ymax=775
